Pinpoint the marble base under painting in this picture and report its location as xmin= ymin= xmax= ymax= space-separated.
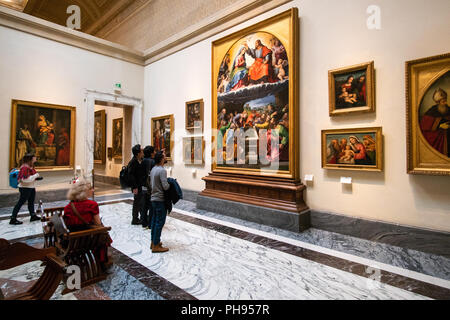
xmin=197 ymin=194 xmax=311 ymax=233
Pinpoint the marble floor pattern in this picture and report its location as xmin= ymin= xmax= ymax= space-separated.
xmin=1 ymin=200 xmax=449 ymax=300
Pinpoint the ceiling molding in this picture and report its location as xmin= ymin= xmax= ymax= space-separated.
xmin=0 ymin=5 xmax=145 ymax=66
xmin=143 ymin=0 xmax=292 ymax=65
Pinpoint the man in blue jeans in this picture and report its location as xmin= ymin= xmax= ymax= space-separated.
xmin=149 ymin=151 xmax=170 ymax=253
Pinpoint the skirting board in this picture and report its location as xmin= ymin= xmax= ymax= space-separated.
xmin=186 ymin=189 xmax=450 ymax=258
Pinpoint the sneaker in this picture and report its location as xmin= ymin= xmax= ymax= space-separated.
xmin=9 ymin=219 xmax=23 ymax=225
xmin=30 ymin=215 xmax=41 ymax=222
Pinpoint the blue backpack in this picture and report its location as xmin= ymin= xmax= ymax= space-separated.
xmin=9 ymin=168 xmax=19 ymax=188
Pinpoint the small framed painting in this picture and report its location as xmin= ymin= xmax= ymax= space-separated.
xmin=151 ymin=114 xmax=174 ymax=161
xmin=321 ymin=127 xmax=383 ymax=171
xmin=406 ymin=53 xmax=450 ymax=175
xmin=112 ymin=118 xmax=123 ymax=160
xmin=186 ymin=99 xmax=204 ymax=131
xmin=183 ymin=136 xmax=205 ymax=165
xmin=328 ymin=61 xmax=375 ymax=116
xmin=94 ymin=110 xmax=106 ymax=164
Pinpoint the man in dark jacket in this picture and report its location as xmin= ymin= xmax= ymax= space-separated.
xmin=128 ymin=144 xmax=146 ymax=225
xmin=141 ymin=145 xmax=155 ymax=228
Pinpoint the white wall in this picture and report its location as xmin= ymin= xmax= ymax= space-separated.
xmin=0 ymin=25 xmax=144 ymax=192
xmin=94 ymin=105 xmax=124 ymax=178
xmin=143 ymin=0 xmax=450 ymax=232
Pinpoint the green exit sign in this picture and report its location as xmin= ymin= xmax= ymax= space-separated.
xmin=115 ymin=83 xmax=122 ymax=89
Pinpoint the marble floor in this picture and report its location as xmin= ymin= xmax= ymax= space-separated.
xmin=0 ymin=200 xmax=449 ymax=300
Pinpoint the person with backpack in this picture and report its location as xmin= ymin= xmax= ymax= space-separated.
xmin=128 ymin=144 xmax=146 ymax=225
xmin=141 ymin=145 xmax=156 ymax=229
xmin=150 ymin=151 xmax=170 ymax=253
xmin=10 ymin=153 xmax=43 ymax=225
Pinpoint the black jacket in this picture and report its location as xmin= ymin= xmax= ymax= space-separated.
xmin=127 ymin=156 xmax=146 ymax=190
xmin=142 ymin=157 xmax=155 ymax=188
xmin=164 ymin=178 xmax=183 ymax=214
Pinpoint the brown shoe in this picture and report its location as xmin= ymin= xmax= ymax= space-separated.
xmin=152 ymin=242 xmax=169 ymax=253
xmin=150 ymin=242 xmax=162 ymax=250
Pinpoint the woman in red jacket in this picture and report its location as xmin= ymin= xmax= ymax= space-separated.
xmin=63 ymin=178 xmax=112 ymax=270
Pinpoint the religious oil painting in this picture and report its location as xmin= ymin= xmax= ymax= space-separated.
xmin=212 ymin=9 xmax=299 ymax=179
xmin=151 ymin=114 xmax=174 ymax=161
xmin=94 ymin=110 xmax=106 ymax=164
xmin=322 ymin=127 xmax=383 ymax=171
xmin=10 ymin=100 xmax=76 ymax=170
xmin=183 ymin=137 xmax=205 ymax=165
xmin=186 ymin=99 xmax=204 ymax=131
xmin=406 ymin=53 xmax=450 ymax=175
xmin=328 ymin=61 xmax=375 ymax=116
xmin=112 ymin=118 xmax=123 ymax=160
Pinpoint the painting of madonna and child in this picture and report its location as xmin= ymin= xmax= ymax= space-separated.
xmin=215 ymin=31 xmax=291 ymax=172
xmin=10 ymin=100 xmax=75 ymax=170
xmin=328 ymin=61 xmax=375 ymax=116
xmin=322 ymin=127 xmax=383 ymax=171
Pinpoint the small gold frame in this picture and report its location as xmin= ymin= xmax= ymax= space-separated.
xmin=151 ymin=114 xmax=174 ymax=161
xmin=185 ymin=99 xmax=204 ymax=132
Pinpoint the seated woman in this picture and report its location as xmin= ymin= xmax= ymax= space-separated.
xmin=63 ymin=178 xmax=112 ymax=270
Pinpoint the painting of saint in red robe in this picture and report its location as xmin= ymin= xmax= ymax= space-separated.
xmin=419 ymin=71 xmax=450 ymax=158
xmin=56 ymin=128 xmax=70 ymax=165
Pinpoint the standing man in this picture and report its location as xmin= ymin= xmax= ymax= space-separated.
xmin=128 ymin=144 xmax=146 ymax=225
xmin=150 ymin=151 xmax=170 ymax=253
xmin=141 ymin=145 xmax=156 ymax=229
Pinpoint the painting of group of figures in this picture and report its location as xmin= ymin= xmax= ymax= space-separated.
xmin=322 ymin=128 xmax=382 ymax=171
xmin=213 ymin=19 xmax=293 ymax=174
xmin=151 ymin=114 xmax=174 ymax=161
xmin=10 ymin=100 xmax=75 ymax=169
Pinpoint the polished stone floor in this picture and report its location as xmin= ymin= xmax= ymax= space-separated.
xmin=0 ymin=200 xmax=449 ymax=300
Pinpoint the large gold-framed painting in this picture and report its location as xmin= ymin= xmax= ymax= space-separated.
xmin=10 ymin=100 xmax=76 ymax=170
xmin=112 ymin=118 xmax=123 ymax=160
xmin=94 ymin=110 xmax=106 ymax=164
xmin=321 ymin=127 xmax=383 ymax=172
xmin=212 ymin=8 xmax=299 ymax=179
xmin=406 ymin=53 xmax=450 ymax=175
xmin=151 ymin=114 xmax=174 ymax=161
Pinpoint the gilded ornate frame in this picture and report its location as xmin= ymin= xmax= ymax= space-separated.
xmin=94 ymin=110 xmax=106 ymax=165
xmin=10 ymin=99 xmax=76 ymax=171
xmin=112 ymin=117 xmax=123 ymax=160
xmin=328 ymin=61 xmax=375 ymax=116
xmin=321 ymin=127 xmax=383 ymax=172
xmin=211 ymin=8 xmax=299 ymax=180
xmin=406 ymin=52 xmax=450 ymax=175
xmin=185 ymin=99 xmax=204 ymax=132
xmin=151 ymin=114 xmax=174 ymax=161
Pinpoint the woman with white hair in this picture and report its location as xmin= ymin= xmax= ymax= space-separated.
xmin=63 ymin=178 xmax=112 ymax=269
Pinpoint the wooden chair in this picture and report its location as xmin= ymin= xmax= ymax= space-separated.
xmin=40 ymin=205 xmax=112 ymax=294
xmin=0 ymin=238 xmax=66 ymax=300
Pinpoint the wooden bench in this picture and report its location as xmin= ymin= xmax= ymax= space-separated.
xmin=0 ymin=238 xmax=66 ymax=300
xmin=40 ymin=206 xmax=112 ymax=294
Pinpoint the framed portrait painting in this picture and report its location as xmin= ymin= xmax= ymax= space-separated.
xmin=94 ymin=110 xmax=106 ymax=164
xmin=211 ymin=8 xmax=299 ymax=180
xmin=151 ymin=114 xmax=174 ymax=161
xmin=186 ymin=99 xmax=204 ymax=131
xmin=112 ymin=118 xmax=123 ymax=160
xmin=10 ymin=100 xmax=76 ymax=170
xmin=183 ymin=136 xmax=205 ymax=165
xmin=406 ymin=53 xmax=450 ymax=175
xmin=321 ymin=127 xmax=383 ymax=171
xmin=328 ymin=61 xmax=375 ymax=116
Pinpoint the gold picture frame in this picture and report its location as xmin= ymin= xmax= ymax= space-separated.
xmin=94 ymin=110 xmax=106 ymax=164
xmin=10 ymin=99 xmax=76 ymax=171
xmin=112 ymin=118 xmax=123 ymax=160
xmin=186 ymin=99 xmax=204 ymax=131
xmin=183 ymin=136 xmax=205 ymax=165
xmin=151 ymin=114 xmax=174 ymax=161
xmin=321 ymin=127 xmax=383 ymax=171
xmin=211 ymin=8 xmax=299 ymax=180
xmin=328 ymin=61 xmax=375 ymax=116
xmin=406 ymin=53 xmax=450 ymax=175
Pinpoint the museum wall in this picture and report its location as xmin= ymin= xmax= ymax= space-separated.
xmin=93 ymin=105 xmax=124 ymax=178
xmin=143 ymin=0 xmax=450 ymax=232
xmin=0 ymin=25 xmax=144 ymax=192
